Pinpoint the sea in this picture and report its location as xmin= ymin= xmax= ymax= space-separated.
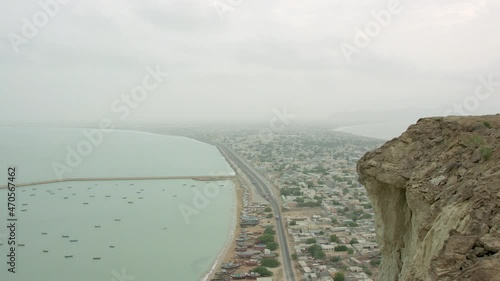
xmin=333 ymin=122 xmax=412 ymax=140
xmin=0 ymin=127 xmax=236 ymax=281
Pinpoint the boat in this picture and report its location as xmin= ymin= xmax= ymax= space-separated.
xmin=83 ymin=203 xmax=89 ymax=205
xmin=43 ymin=250 xmax=48 ymax=253
xmin=246 ymin=272 xmax=261 ymax=279
xmin=173 ymin=195 xmax=177 ymax=197
xmin=93 ymin=257 xmax=101 ymax=260
xmin=21 ymin=209 xmax=27 ymax=212
xmin=69 ymin=240 xmax=78 ymax=242
xmin=221 ymin=263 xmax=241 ymax=270
xmin=63 ymin=197 xmax=68 ymax=199
xmin=94 ymin=226 xmax=101 ymax=228
xmin=62 ymin=235 xmax=69 ymax=238
xmin=106 ymin=195 xmax=111 ymax=198
xmin=230 ymin=273 xmax=246 ymax=279
xmin=18 ymin=244 xmax=25 ymax=247
xmin=122 ymin=197 xmax=127 ymax=199
xmin=128 ymin=201 xmax=133 ymax=204
xmin=41 ymin=232 xmax=47 ymax=235
xmin=65 ymin=255 xmax=73 ymax=258
xmin=114 ymin=219 xmax=121 ymax=222
xmin=109 ymin=246 xmax=115 ymax=248
xmin=90 ymin=195 xmax=95 ymax=198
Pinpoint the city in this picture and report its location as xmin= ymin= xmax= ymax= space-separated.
xmin=204 ymin=127 xmax=385 ymax=281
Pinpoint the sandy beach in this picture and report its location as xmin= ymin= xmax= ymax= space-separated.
xmin=204 ymin=178 xmax=244 ymax=280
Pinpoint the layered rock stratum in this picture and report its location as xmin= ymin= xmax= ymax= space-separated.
xmin=357 ymin=115 xmax=500 ymax=281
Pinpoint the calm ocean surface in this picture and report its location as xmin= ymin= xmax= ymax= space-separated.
xmin=334 ymin=122 xmax=412 ymax=140
xmin=0 ymin=127 xmax=236 ymax=281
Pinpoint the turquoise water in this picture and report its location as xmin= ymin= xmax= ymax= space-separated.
xmin=0 ymin=127 xmax=234 ymax=183
xmin=0 ymin=128 xmax=236 ymax=281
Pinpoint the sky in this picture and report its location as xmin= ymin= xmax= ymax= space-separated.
xmin=1 ymin=0 xmax=499 ymax=126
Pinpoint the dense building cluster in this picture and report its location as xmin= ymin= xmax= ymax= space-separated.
xmin=212 ymin=128 xmax=385 ymax=281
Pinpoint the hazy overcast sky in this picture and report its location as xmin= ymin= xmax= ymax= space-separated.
xmin=1 ymin=0 xmax=499 ymax=125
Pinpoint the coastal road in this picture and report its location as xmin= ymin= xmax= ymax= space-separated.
xmin=217 ymin=144 xmax=297 ymax=281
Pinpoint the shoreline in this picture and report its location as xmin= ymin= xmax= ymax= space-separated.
xmin=203 ymin=178 xmax=243 ymax=281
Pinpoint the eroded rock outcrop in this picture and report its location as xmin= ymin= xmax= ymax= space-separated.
xmin=357 ymin=115 xmax=500 ymax=281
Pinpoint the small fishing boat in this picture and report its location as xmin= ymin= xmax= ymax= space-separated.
xmin=122 ymin=197 xmax=127 ymax=199
xmin=65 ymin=255 xmax=73 ymax=258
xmin=41 ymin=232 xmax=47 ymax=235
xmin=83 ymin=203 xmax=89 ymax=205
xmin=62 ymin=235 xmax=69 ymax=238
xmin=173 ymin=195 xmax=177 ymax=197
xmin=128 ymin=201 xmax=133 ymax=204
xmin=114 ymin=219 xmax=121 ymax=221
xmin=109 ymin=246 xmax=115 ymax=248
xmin=19 ymin=244 xmax=25 ymax=247
xmin=43 ymin=250 xmax=48 ymax=253
xmin=63 ymin=197 xmax=68 ymax=199
xmin=69 ymin=240 xmax=78 ymax=242
xmin=93 ymin=257 xmax=101 ymax=260
xmin=90 ymin=195 xmax=95 ymax=198
xmin=106 ymin=195 xmax=111 ymax=198
xmin=21 ymin=209 xmax=27 ymax=212
xmin=94 ymin=226 xmax=101 ymax=228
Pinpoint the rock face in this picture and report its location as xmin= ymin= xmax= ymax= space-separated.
xmin=357 ymin=115 xmax=500 ymax=281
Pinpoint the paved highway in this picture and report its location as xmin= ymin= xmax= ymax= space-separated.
xmin=218 ymin=144 xmax=297 ymax=281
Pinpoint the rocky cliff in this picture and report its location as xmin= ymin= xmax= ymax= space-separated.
xmin=357 ymin=115 xmax=500 ymax=281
